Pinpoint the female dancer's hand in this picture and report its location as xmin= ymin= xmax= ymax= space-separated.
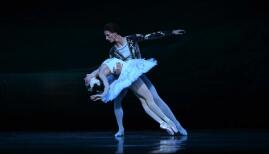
xmin=90 ymin=94 xmax=102 ymax=101
xmin=172 ymin=29 xmax=186 ymax=35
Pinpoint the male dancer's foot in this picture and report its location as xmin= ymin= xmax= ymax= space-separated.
xmin=115 ymin=129 xmax=124 ymax=137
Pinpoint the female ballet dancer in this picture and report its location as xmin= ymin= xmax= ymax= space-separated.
xmin=84 ymin=57 xmax=178 ymax=135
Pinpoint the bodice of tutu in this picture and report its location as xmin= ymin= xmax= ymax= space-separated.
xmin=102 ymin=58 xmax=126 ymax=74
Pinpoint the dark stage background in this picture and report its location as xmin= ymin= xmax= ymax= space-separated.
xmin=0 ymin=0 xmax=268 ymax=131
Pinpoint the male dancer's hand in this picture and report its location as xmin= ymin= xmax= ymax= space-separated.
xmin=172 ymin=29 xmax=186 ymax=35
xmin=113 ymin=62 xmax=122 ymax=75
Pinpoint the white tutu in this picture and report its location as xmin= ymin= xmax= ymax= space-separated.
xmin=102 ymin=58 xmax=157 ymax=103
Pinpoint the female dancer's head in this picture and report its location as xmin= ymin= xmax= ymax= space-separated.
xmin=85 ymin=74 xmax=103 ymax=93
xmin=85 ymin=57 xmax=124 ymax=92
xmin=85 ymin=73 xmax=98 ymax=90
xmin=103 ymin=22 xmax=121 ymax=43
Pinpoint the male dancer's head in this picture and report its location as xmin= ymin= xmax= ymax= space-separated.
xmin=103 ymin=22 xmax=122 ymax=43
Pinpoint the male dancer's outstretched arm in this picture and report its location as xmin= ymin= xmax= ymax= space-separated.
xmin=129 ymin=29 xmax=185 ymax=42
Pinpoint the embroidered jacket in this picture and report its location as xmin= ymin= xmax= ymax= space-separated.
xmin=109 ymin=30 xmax=176 ymax=60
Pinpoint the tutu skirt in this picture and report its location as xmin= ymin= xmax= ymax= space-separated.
xmin=102 ymin=58 xmax=157 ymax=103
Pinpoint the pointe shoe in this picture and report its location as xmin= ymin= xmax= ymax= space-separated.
xmin=160 ymin=122 xmax=174 ymax=135
xmin=168 ymin=120 xmax=179 ymax=133
xmin=178 ymin=128 xmax=188 ymax=136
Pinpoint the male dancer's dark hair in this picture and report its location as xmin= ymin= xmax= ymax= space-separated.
xmin=104 ymin=22 xmax=121 ymax=34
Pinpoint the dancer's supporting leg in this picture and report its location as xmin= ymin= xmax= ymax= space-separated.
xmin=107 ymin=74 xmax=127 ymax=137
xmin=113 ymin=89 xmax=127 ymax=137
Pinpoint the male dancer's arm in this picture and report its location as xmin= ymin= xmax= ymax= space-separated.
xmin=130 ymin=29 xmax=186 ymax=42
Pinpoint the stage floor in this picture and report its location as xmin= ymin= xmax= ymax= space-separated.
xmin=1 ymin=130 xmax=269 ymax=153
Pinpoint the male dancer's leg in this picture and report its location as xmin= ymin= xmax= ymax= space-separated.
xmin=140 ymin=75 xmax=187 ymax=135
xmin=106 ymin=74 xmax=127 ymax=137
xmin=114 ymin=89 xmax=128 ymax=137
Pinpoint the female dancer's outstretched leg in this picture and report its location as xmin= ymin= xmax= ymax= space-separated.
xmin=141 ymin=75 xmax=187 ymax=135
xmin=130 ymin=78 xmax=178 ymax=133
xmin=137 ymin=97 xmax=175 ymax=135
